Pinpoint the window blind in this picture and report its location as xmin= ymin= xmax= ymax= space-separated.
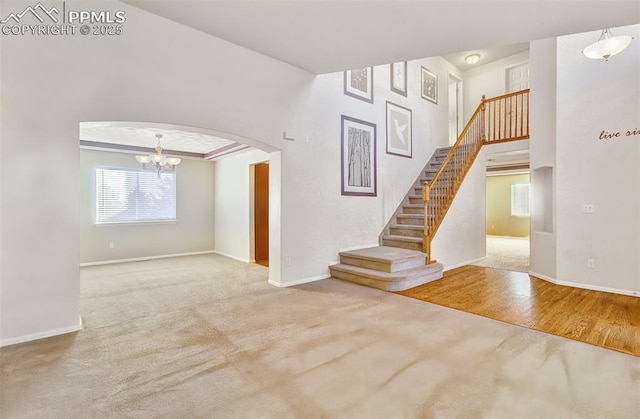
xmin=96 ymin=168 xmax=176 ymax=224
xmin=511 ymin=183 xmax=530 ymax=217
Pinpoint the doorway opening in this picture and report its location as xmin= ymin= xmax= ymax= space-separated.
xmin=474 ymin=149 xmax=530 ymax=272
xmin=78 ymin=121 xmax=283 ymax=285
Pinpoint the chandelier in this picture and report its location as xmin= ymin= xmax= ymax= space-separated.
xmin=582 ymin=28 xmax=634 ymax=61
xmin=135 ymin=134 xmax=181 ymax=176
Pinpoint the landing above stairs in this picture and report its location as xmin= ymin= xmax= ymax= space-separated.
xmin=330 ymin=246 xmax=443 ymax=292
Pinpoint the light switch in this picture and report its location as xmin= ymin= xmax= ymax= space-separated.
xmin=582 ymin=204 xmax=594 ymax=213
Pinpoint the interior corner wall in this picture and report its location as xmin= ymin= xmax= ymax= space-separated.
xmin=463 ymin=51 xmax=530 ymax=121
xmin=432 ymin=149 xmax=486 ymax=269
xmin=79 ymin=149 xmax=214 ymax=263
xmin=213 ymin=149 xmax=269 ymax=263
xmin=528 ymin=38 xmax=558 ymax=281
xmin=555 ymin=25 xmax=640 ymax=295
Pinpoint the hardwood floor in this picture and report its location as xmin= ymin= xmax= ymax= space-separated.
xmin=396 ymin=265 xmax=640 ymax=356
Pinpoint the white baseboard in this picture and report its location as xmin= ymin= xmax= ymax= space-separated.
xmin=268 ymin=273 xmax=330 ymax=288
xmin=444 ymin=257 xmax=486 ymax=271
xmin=212 ymin=250 xmax=253 ymax=264
xmin=80 ymin=250 xmax=216 ymax=267
xmin=529 ymin=271 xmax=639 ymax=297
xmin=0 ymin=315 xmax=83 ymax=348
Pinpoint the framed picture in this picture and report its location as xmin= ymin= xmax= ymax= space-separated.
xmin=344 ymin=67 xmax=374 ymax=103
xmin=386 ymin=101 xmax=412 ymax=158
xmin=390 ymin=62 xmax=407 ymax=96
xmin=341 ymin=115 xmax=377 ymax=196
xmin=421 ymin=66 xmax=437 ymax=104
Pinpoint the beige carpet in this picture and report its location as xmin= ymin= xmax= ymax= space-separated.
xmin=1 ymin=254 xmax=639 ymax=418
xmin=473 ymin=235 xmax=530 ymax=272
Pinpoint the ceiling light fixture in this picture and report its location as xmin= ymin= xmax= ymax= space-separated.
xmin=582 ymin=28 xmax=634 ymax=61
xmin=465 ymin=54 xmax=480 ymax=65
xmin=135 ymin=134 xmax=181 ymax=176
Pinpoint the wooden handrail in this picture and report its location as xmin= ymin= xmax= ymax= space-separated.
xmin=422 ymin=89 xmax=529 ymax=262
xmin=426 ymin=99 xmax=485 ymax=190
xmin=483 ymin=88 xmax=530 ymax=103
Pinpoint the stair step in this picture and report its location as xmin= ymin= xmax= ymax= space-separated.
xmin=389 ymin=224 xmax=424 ymax=238
xmin=382 ymin=234 xmax=423 ymax=251
xmin=338 ymin=246 xmax=427 ymax=273
xmin=329 ymin=262 xmax=443 ymax=291
xmin=408 ymin=195 xmax=423 ymax=204
xmin=402 ymin=204 xmax=424 ymax=214
xmin=396 ymin=214 xmax=424 ymax=226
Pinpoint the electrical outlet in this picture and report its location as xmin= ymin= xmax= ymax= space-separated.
xmin=109 ymin=242 xmax=114 ymax=249
xmin=587 ymin=259 xmax=595 ymax=269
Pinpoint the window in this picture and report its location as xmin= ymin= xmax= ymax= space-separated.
xmin=511 ymin=183 xmax=530 ymax=217
xmin=96 ymin=168 xmax=176 ymax=224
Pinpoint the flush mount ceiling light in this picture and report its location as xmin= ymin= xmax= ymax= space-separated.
xmin=465 ymin=54 xmax=481 ymax=65
xmin=582 ymin=28 xmax=634 ymax=61
xmin=135 ymin=133 xmax=181 ymax=176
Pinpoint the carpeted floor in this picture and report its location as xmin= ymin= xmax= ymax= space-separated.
xmin=1 ymin=254 xmax=639 ymax=417
xmin=473 ymin=235 xmax=530 ymax=272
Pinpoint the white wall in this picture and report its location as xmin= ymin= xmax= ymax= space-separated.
xmin=463 ymin=51 xmax=530 ymax=121
xmin=433 ymin=150 xmax=486 ymax=269
xmin=0 ymin=1 xmax=307 ymax=345
xmin=0 ymin=1 xmax=467 ymax=344
xmin=278 ymin=57 xmax=468 ymax=282
xmin=79 ymin=149 xmax=214 ymax=263
xmin=214 ymin=149 xmax=269 ymax=263
xmin=529 ymin=38 xmax=558 ymax=281
xmin=555 ymin=25 xmax=640 ymax=295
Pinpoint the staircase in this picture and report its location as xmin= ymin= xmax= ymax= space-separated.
xmin=330 ymin=89 xmax=530 ymax=291
xmin=380 ymin=146 xmax=451 ymax=251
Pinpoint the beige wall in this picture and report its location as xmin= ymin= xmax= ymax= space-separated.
xmin=80 ymin=149 xmax=215 ymax=263
xmin=486 ymin=173 xmax=530 ymax=237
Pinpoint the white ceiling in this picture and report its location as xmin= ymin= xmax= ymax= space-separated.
xmin=79 ymin=123 xmax=248 ymax=160
xmin=442 ymin=43 xmax=529 ymax=72
xmin=123 ymin=0 xmax=639 ymax=74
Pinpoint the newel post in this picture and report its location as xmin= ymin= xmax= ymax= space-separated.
xmin=422 ymin=181 xmax=431 ymax=263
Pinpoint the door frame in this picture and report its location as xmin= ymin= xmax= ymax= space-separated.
xmin=447 ymin=72 xmax=463 ymax=146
